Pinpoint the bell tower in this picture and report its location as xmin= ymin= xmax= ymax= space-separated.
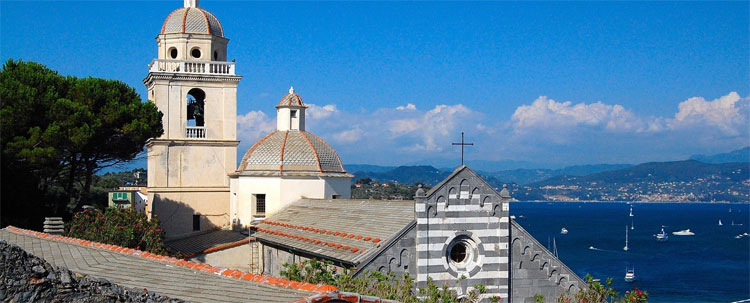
xmin=144 ymin=0 xmax=241 ymax=238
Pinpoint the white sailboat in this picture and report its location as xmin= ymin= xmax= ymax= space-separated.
xmin=719 ymin=219 xmax=723 ymax=226
xmin=631 ymin=219 xmax=635 ymax=230
xmin=624 ymin=225 xmax=629 ymax=251
xmin=629 ymin=206 xmax=634 ymax=217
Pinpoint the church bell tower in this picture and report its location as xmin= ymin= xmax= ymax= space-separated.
xmin=144 ymin=0 xmax=241 ymax=238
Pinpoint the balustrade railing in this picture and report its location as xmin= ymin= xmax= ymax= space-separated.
xmin=186 ymin=126 xmax=206 ymax=139
xmin=149 ymin=59 xmax=235 ymax=76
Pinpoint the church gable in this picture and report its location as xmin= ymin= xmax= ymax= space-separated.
xmin=415 ymin=165 xmax=511 ymax=301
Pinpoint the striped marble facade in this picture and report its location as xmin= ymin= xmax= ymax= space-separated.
xmin=415 ymin=166 xmax=511 ymax=301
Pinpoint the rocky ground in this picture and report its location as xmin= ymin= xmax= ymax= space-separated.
xmin=0 ymin=240 xmax=184 ymax=303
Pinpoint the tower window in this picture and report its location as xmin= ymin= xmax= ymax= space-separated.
xmin=169 ymin=47 xmax=178 ymax=59
xmin=193 ymin=214 xmax=200 ymax=231
xmin=213 ymin=51 xmax=218 ymax=61
xmin=254 ymin=194 xmax=266 ymax=216
xmin=191 ymin=48 xmax=201 ymax=59
xmin=186 ymin=88 xmax=206 ymax=128
xmin=290 ymin=110 xmax=297 ymax=118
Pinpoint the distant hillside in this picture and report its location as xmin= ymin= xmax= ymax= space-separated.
xmin=520 ymin=160 xmax=749 ymax=202
xmin=491 ymin=164 xmax=632 ymax=185
xmin=346 ymin=164 xmax=395 ymax=173
xmin=690 ymin=147 xmax=750 ymax=164
xmin=351 ymin=165 xmax=511 ymax=189
xmin=351 ymin=165 xmax=451 ymax=186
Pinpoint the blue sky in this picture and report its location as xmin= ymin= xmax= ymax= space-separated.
xmin=2 ymin=1 xmax=748 ymax=168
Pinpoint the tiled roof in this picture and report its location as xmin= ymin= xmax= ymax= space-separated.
xmin=277 ymin=87 xmax=306 ymax=108
xmin=253 ymin=199 xmax=415 ymax=264
xmin=2 ymin=226 xmax=334 ymax=297
xmin=161 ymin=7 xmax=224 ymax=37
xmin=164 ymin=229 xmax=248 ymax=257
xmin=234 ymin=130 xmax=351 ymax=177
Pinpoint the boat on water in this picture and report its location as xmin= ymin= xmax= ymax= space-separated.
xmin=624 ymin=268 xmax=636 ymax=282
xmin=656 ymin=226 xmax=669 ymax=242
xmin=672 ymin=229 xmax=695 ymax=236
xmin=624 ymin=225 xmax=629 ymax=251
xmin=719 ymin=219 xmax=723 ymax=226
xmin=560 ymin=228 xmax=568 ymax=235
xmin=732 ymin=221 xmax=744 ymax=226
xmin=631 ymin=219 xmax=635 ymax=230
xmin=589 ymin=246 xmax=595 ymax=250
xmin=629 ymin=206 xmax=634 ymax=217
xmin=735 ymin=232 xmax=749 ymax=239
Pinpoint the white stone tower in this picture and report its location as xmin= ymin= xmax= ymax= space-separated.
xmin=145 ymin=0 xmax=241 ymax=238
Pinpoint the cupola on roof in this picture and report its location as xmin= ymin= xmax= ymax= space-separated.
xmin=233 ymin=88 xmax=350 ymax=178
xmin=276 ymin=87 xmax=307 ymax=108
xmin=161 ymin=0 xmax=224 ymax=37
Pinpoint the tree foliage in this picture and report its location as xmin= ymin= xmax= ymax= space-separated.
xmin=0 ymin=59 xmax=162 ymax=228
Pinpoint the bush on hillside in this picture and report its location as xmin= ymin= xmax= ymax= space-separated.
xmin=65 ymin=207 xmax=167 ymax=255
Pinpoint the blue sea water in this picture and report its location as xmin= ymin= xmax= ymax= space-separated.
xmin=511 ymin=202 xmax=750 ymax=303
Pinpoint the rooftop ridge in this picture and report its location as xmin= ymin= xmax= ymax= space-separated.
xmin=4 ymin=226 xmax=337 ymax=294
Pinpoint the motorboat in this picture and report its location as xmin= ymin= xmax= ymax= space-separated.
xmin=624 ymin=268 xmax=636 ymax=282
xmin=656 ymin=226 xmax=669 ymax=242
xmin=672 ymin=229 xmax=695 ymax=236
xmin=560 ymin=228 xmax=568 ymax=235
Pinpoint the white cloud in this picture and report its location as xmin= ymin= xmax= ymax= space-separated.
xmin=307 ymin=104 xmax=338 ymax=120
xmin=237 ymin=110 xmax=275 ymax=142
xmin=333 ymin=127 xmax=362 ymax=143
xmin=668 ymin=92 xmax=748 ymax=135
xmin=388 ymin=104 xmax=474 ymax=151
xmin=396 ymin=103 xmax=417 ymax=111
xmin=511 ymin=96 xmax=642 ymax=133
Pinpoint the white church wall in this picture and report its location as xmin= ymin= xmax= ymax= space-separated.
xmin=232 ymin=176 xmax=282 ymax=227
xmin=322 ymin=177 xmax=352 ymax=199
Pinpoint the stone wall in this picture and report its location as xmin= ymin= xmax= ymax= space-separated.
xmin=510 ymin=220 xmax=586 ymax=303
xmin=353 ymin=223 xmax=417 ymax=278
xmin=0 ymin=240 xmax=182 ymax=303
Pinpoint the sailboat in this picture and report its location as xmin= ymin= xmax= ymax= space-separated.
xmin=629 ymin=206 xmax=634 ymax=217
xmin=719 ymin=219 xmax=723 ymax=226
xmin=624 ymin=225 xmax=629 ymax=251
xmin=631 ymin=220 xmax=635 ymax=230
xmin=553 ymin=238 xmax=559 ymax=258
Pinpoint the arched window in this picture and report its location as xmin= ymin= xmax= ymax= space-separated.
xmin=459 ymin=179 xmax=470 ymax=199
xmin=187 ymin=88 xmax=206 ymax=127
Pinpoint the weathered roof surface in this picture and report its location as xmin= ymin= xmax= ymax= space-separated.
xmin=253 ymin=199 xmax=415 ymax=264
xmin=234 ymin=130 xmax=351 ymax=177
xmin=164 ymin=229 xmax=248 ymax=256
xmin=277 ymin=87 xmax=307 ymax=108
xmin=0 ymin=227 xmax=330 ymax=303
xmin=161 ymin=7 xmax=224 ymax=37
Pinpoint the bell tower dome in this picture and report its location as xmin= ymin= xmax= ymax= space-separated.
xmin=145 ymin=1 xmax=241 ymax=238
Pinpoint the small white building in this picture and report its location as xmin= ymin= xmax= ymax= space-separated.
xmin=229 ymin=88 xmax=352 ymax=228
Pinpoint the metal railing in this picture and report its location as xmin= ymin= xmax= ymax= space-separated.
xmin=148 ymin=59 xmax=235 ymax=75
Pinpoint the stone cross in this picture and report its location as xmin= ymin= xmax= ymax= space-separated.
xmin=452 ymin=132 xmax=473 ymax=166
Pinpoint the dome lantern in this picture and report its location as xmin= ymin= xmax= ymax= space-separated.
xmin=276 ymin=86 xmax=308 ymax=131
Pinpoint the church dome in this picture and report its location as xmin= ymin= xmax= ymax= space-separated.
xmin=235 ymin=130 xmax=350 ymax=177
xmin=161 ymin=7 xmax=224 ymax=37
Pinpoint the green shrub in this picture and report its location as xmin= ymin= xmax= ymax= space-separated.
xmin=281 ymin=259 xmax=487 ymax=303
xmin=65 ymin=207 xmax=167 ymax=255
xmin=557 ymin=274 xmax=648 ymax=303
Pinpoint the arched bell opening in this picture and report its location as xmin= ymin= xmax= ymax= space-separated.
xmin=187 ymin=88 xmax=206 ymax=127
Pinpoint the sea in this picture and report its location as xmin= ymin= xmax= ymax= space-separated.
xmin=511 ymin=202 xmax=750 ymax=303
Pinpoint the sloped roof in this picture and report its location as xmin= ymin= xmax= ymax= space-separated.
xmin=253 ymin=199 xmax=415 ymax=264
xmin=164 ymin=229 xmax=248 ymax=256
xmin=276 ymin=87 xmax=307 ymax=108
